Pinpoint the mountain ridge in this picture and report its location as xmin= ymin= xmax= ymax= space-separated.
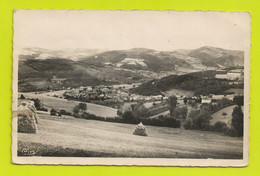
xmin=18 ymin=46 xmax=244 ymax=91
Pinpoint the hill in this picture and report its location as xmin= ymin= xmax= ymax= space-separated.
xmin=210 ymin=105 xmax=240 ymax=127
xmin=18 ymin=112 xmax=243 ymax=159
xmin=78 ymin=46 xmax=243 ymax=72
xmin=188 ymin=46 xmax=244 ymax=67
xmin=130 ymin=70 xmax=243 ymax=96
xmin=18 ymin=46 xmax=244 ymax=91
xmin=19 ymin=92 xmax=118 ymax=117
xmin=18 ymin=57 xmax=148 ymax=91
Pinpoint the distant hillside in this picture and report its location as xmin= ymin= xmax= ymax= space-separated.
xmin=78 ymin=49 xmax=191 ymax=72
xmin=18 ymin=46 xmax=244 ymax=91
xmin=130 ymin=70 xmax=243 ymax=96
xmin=188 ymin=46 xmax=244 ymax=67
xmin=19 ymin=48 xmax=106 ymax=61
xmin=78 ymin=46 xmax=243 ymax=72
xmin=18 ymin=56 xmax=149 ymax=92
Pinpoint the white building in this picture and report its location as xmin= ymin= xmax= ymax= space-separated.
xmin=215 ymin=69 xmax=243 ymax=80
xmin=215 ymin=74 xmax=229 ymax=79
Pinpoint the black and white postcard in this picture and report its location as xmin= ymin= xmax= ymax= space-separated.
xmin=12 ymin=10 xmax=250 ymax=166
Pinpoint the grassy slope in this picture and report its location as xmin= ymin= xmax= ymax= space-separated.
xmin=211 ymin=105 xmax=244 ymax=127
xmin=20 ymin=92 xmax=117 ymax=118
xmin=18 ymin=112 xmax=243 ymax=159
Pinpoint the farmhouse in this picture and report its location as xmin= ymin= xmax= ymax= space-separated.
xmin=215 ymin=69 xmax=243 ymax=81
xmin=215 ymin=74 xmax=228 ymax=79
xmin=51 ymin=75 xmax=66 ymax=84
xmin=227 ymin=69 xmax=243 ymax=80
xmin=201 ymin=96 xmax=212 ymax=103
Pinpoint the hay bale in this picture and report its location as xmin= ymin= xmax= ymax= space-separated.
xmin=17 ymin=101 xmax=38 ymax=133
xmin=133 ymin=122 xmax=148 ymax=136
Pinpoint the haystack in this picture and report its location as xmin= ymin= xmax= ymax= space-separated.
xmin=133 ymin=122 xmax=148 ymax=136
xmin=17 ymin=101 xmax=38 ymax=133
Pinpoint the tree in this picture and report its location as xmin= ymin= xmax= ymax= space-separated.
xmin=168 ymin=95 xmax=178 ymax=116
xmin=117 ymin=110 xmax=123 ymax=116
xmin=231 ymin=106 xmax=244 ymax=136
xmin=233 ymin=96 xmax=244 ymax=106
xmin=132 ymin=102 xmax=150 ymax=120
xmin=195 ymin=96 xmax=202 ymax=103
xmin=214 ymin=121 xmax=228 ymax=132
xmin=122 ymin=111 xmax=135 ymax=123
xmin=183 ymin=97 xmax=188 ymax=104
xmin=174 ymin=106 xmax=188 ymax=120
xmin=191 ymin=110 xmax=212 ymax=130
xmin=218 ymin=98 xmax=230 ymax=108
xmin=20 ymin=94 xmax=25 ymax=99
xmin=50 ymin=109 xmax=57 ymax=116
xmin=183 ymin=118 xmax=193 ymax=129
xmin=188 ymin=109 xmax=199 ymax=119
xmin=222 ymin=112 xmax=227 ymax=117
xmin=30 ymin=98 xmax=42 ymax=110
xmin=78 ymin=103 xmax=87 ymax=112
xmin=130 ymin=104 xmax=136 ymax=111
xmin=73 ymin=105 xmax=80 ymax=114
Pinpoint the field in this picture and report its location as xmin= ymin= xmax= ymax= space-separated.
xmin=19 ymin=92 xmax=117 ymax=118
xmin=165 ymin=88 xmax=195 ymax=98
xmin=17 ymin=111 xmax=243 ymax=159
xmin=211 ymin=105 xmax=238 ymax=127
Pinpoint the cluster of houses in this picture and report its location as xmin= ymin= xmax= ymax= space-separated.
xmin=63 ymin=84 xmax=167 ymax=103
xmin=62 ymin=81 xmax=242 ymax=107
xmin=200 ymin=94 xmax=241 ymax=104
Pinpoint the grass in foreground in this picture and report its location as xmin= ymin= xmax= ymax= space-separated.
xmin=17 ymin=112 xmax=243 ymax=159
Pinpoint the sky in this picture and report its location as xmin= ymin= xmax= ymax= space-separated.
xmin=13 ymin=10 xmax=251 ymax=51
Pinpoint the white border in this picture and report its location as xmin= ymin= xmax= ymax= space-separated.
xmin=12 ymin=10 xmax=251 ymax=166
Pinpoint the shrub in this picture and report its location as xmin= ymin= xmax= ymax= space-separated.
xmin=213 ymin=121 xmax=228 ymax=133
xmin=81 ymin=112 xmax=105 ymax=121
xmin=231 ymin=106 xmax=244 ymax=137
xmin=37 ymin=107 xmax=48 ymax=112
xmin=143 ymin=117 xmax=181 ymax=128
xmin=122 ymin=111 xmax=136 ymax=123
xmin=168 ymin=95 xmax=178 ymax=116
xmin=192 ymin=110 xmax=212 ymax=130
xmin=233 ymin=96 xmax=244 ymax=106
xmin=132 ymin=102 xmax=150 ymax=120
xmin=158 ymin=115 xmax=165 ymax=120
xmin=174 ymin=106 xmax=188 ymax=120
xmin=183 ymin=97 xmax=188 ymax=104
xmin=183 ymin=118 xmax=193 ymax=129
xmin=50 ymin=109 xmax=57 ymax=116
xmin=117 ymin=110 xmax=123 ymax=116
xmin=224 ymin=127 xmax=238 ymax=137
xmin=164 ymin=117 xmax=181 ymax=128
xmin=60 ymin=109 xmax=72 ymax=116
xmin=73 ymin=105 xmax=80 ymax=114
xmin=79 ymin=103 xmax=87 ymax=111
xmin=20 ymin=94 xmax=26 ymax=99
xmin=184 ymin=110 xmax=212 ymax=131
xmin=29 ymin=98 xmax=42 ymax=110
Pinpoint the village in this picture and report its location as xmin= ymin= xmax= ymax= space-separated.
xmin=19 ymin=66 xmax=245 ymax=143
xmin=59 ymin=67 xmax=243 ymax=107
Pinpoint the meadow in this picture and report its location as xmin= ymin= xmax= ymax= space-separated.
xmin=20 ymin=92 xmax=117 ymax=118
xmin=211 ymin=105 xmax=243 ymax=127
xmin=18 ymin=112 xmax=243 ymax=159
